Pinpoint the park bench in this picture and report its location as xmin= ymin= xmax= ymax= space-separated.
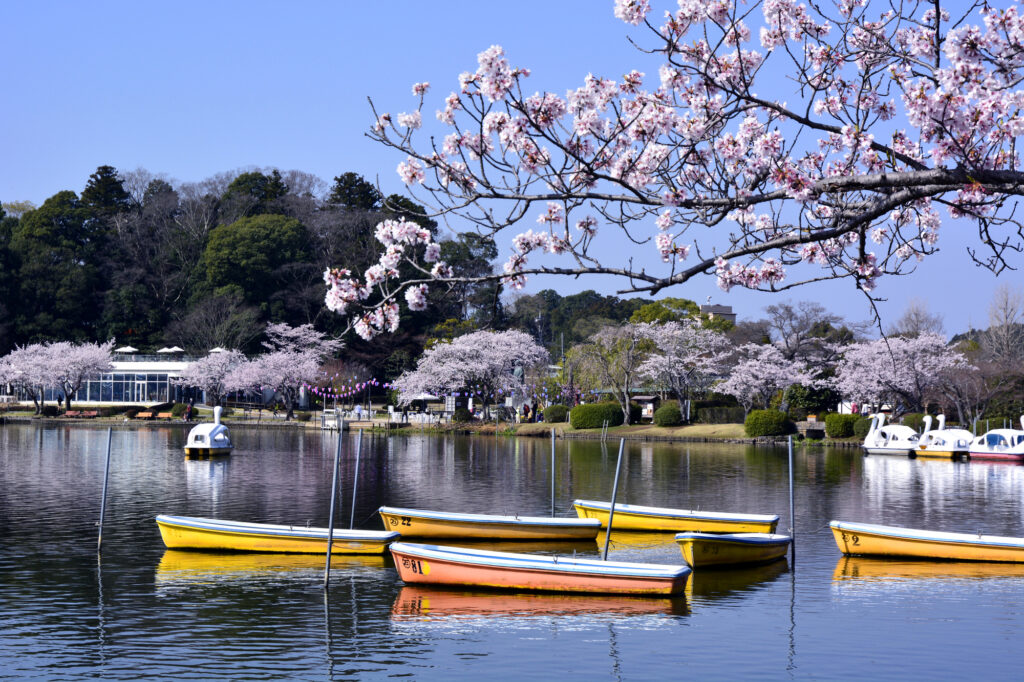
xmin=81 ymin=411 xmax=99 ymax=418
xmin=135 ymin=411 xmax=153 ymax=419
xmin=156 ymin=412 xmax=174 ymax=420
xmin=65 ymin=411 xmax=81 ymax=418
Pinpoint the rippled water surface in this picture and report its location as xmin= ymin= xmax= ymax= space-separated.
xmin=3 ymin=423 xmax=1024 ymax=680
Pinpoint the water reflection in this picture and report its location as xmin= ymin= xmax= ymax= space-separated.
xmin=687 ymin=559 xmax=790 ymax=601
xmin=833 ymin=555 xmax=1024 ymax=583
xmin=155 ymin=549 xmax=389 ymax=588
xmin=391 ymin=585 xmax=689 ymax=619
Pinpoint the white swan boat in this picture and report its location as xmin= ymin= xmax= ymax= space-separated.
xmin=915 ymin=415 xmax=973 ymax=459
xmin=184 ymin=405 xmax=233 ymax=457
xmin=968 ymin=416 xmax=1024 ymax=462
xmin=861 ymin=413 xmax=918 ymax=456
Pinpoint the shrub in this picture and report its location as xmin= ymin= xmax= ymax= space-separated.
xmin=654 ymin=403 xmax=683 ymax=427
xmin=698 ymin=406 xmax=746 ymax=424
xmin=744 ymin=409 xmax=791 ymax=437
xmin=570 ymin=402 xmax=624 ymax=429
xmin=629 ymin=401 xmax=642 ymax=423
xmin=41 ymin=405 xmax=59 ymax=417
xmin=901 ymin=413 xmax=926 ymax=431
xmin=452 ymin=407 xmax=473 ymax=422
xmin=171 ymin=403 xmax=187 ymax=417
xmin=543 ymin=404 xmax=568 ymax=423
xmin=294 ymin=411 xmax=312 ymax=422
xmin=825 ymin=413 xmax=860 ymax=438
xmin=853 ymin=416 xmax=873 ymax=439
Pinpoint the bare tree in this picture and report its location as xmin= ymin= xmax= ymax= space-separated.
xmin=888 ymin=298 xmax=944 ymax=338
xmin=984 ymin=283 xmax=1024 ymax=367
xmin=165 ymin=293 xmax=264 ymax=354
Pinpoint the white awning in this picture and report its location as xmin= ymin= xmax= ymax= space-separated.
xmin=114 ymin=346 xmax=138 ymax=353
xmin=208 ymin=347 xmax=228 ymax=354
xmin=157 ymin=346 xmax=185 ymax=353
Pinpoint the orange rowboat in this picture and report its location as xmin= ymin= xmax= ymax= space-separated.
xmin=390 ymin=542 xmax=690 ymax=596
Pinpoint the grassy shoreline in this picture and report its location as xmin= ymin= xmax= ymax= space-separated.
xmin=2 ymin=411 xmax=863 ymax=446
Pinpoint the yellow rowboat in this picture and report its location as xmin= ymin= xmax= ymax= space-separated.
xmin=675 ymin=532 xmax=792 ymax=568
xmin=830 ymin=520 xmax=1024 ymax=562
xmin=155 ymin=514 xmax=399 ymax=554
xmin=378 ymin=506 xmax=601 ymax=540
xmin=573 ymin=499 xmax=779 ymax=533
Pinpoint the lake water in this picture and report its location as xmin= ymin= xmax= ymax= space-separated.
xmin=3 ymin=423 xmax=1024 ymax=680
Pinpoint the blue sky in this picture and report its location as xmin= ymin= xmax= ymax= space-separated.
xmin=1 ymin=1 xmax=1015 ymax=336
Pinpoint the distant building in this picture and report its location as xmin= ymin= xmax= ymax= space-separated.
xmin=700 ymin=304 xmax=737 ymax=324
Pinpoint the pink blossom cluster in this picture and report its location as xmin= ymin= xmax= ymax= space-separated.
xmin=715 ymin=257 xmax=785 ymax=291
xmin=324 ymin=217 xmax=447 ymax=339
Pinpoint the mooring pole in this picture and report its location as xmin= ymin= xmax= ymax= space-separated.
xmin=97 ymin=428 xmax=113 ymax=553
xmin=350 ymin=429 xmax=363 ymax=529
xmin=788 ymin=435 xmax=796 ymax=561
xmin=601 ymin=438 xmax=625 ymax=561
xmin=551 ymin=427 xmax=556 ymax=517
xmin=323 ymin=432 xmax=343 ymax=588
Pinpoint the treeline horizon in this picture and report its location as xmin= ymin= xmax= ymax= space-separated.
xmin=0 ymin=165 xmax=726 ymax=379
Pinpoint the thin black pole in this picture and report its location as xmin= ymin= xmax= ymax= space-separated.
xmin=323 ymin=432 xmax=343 ymax=588
xmin=788 ymin=435 xmax=796 ymax=561
xmin=601 ymin=438 xmax=625 ymax=561
xmin=350 ymin=430 xmax=363 ymax=529
xmin=97 ymin=428 xmax=113 ymax=553
xmin=550 ymin=427 xmax=556 ymax=517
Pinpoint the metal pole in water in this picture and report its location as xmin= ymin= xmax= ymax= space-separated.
xmin=788 ymin=435 xmax=796 ymax=561
xmin=551 ymin=427 xmax=556 ymax=517
xmin=323 ymin=432 xmax=343 ymax=588
xmin=350 ymin=429 xmax=363 ymax=529
xmin=97 ymin=428 xmax=113 ymax=553
xmin=601 ymin=438 xmax=625 ymax=561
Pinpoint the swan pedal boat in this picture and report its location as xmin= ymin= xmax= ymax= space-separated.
xmin=675 ymin=532 xmax=792 ymax=568
xmin=573 ymin=499 xmax=779 ymax=533
xmin=378 ymin=506 xmax=601 ymax=540
xmin=389 ymin=542 xmax=690 ymax=595
xmin=968 ymin=417 xmax=1024 ymax=461
xmin=916 ymin=415 xmax=972 ymax=459
xmin=184 ymin=406 xmax=233 ymax=458
xmin=862 ymin=413 xmax=918 ymax=456
xmin=831 ymin=520 xmax=1024 ymax=562
xmin=155 ymin=514 xmax=400 ymax=554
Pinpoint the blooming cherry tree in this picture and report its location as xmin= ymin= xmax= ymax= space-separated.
xmin=45 ymin=340 xmax=114 ymax=410
xmin=392 ymin=330 xmax=549 ymax=415
xmin=717 ymin=343 xmax=816 ymax=415
xmin=0 ymin=343 xmax=55 ymax=413
xmin=638 ymin=319 xmax=732 ymax=409
xmin=173 ymin=350 xmax=247 ymax=407
xmin=226 ymin=323 xmax=344 ymax=420
xmin=328 ymin=2 xmax=1024 ymax=336
xmin=832 ymin=332 xmax=970 ymax=415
